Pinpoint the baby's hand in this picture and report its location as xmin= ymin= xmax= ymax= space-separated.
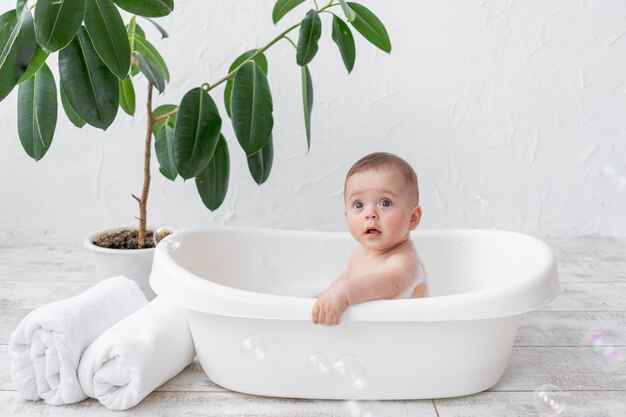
xmin=312 ymin=285 xmax=349 ymax=325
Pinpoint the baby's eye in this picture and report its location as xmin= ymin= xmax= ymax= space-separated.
xmin=353 ymin=201 xmax=364 ymax=209
xmin=380 ymin=199 xmax=391 ymax=208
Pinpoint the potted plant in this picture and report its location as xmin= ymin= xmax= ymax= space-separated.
xmin=0 ymin=0 xmax=391 ymax=297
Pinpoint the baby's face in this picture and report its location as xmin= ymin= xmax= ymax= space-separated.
xmin=344 ymin=168 xmax=421 ymax=254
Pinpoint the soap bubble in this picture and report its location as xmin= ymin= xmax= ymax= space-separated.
xmin=601 ymin=164 xmax=626 ymax=191
xmin=307 ymin=352 xmax=331 ymax=376
xmin=586 ymin=331 xmax=623 ymax=362
xmin=534 ymin=384 xmax=567 ymax=416
xmin=475 ymin=193 xmax=488 ymax=205
xmin=345 ymin=400 xmax=364 ymax=417
xmin=154 ymin=224 xmax=180 ymax=244
xmin=154 ymin=224 xmax=181 ymax=251
xmin=157 ymin=235 xmax=182 ymax=252
xmin=344 ymin=400 xmax=376 ymax=417
xmin=240 ymin=338 xmax=266 ymax=361
xmin=331 ymin=355 xmax=367 ymax=392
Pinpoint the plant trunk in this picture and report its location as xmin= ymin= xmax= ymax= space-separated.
xmin=138 ymin=83 xmax=154 ymax=248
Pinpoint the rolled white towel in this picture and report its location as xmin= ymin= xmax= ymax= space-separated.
xmin=8 ymin=276 xmax=148 ymax=405
xmin=78 ymin=297 xmax=195 ymax=410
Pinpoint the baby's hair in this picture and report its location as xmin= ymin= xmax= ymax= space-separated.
xmin=345 ymin=152 xmax=419 ymax=204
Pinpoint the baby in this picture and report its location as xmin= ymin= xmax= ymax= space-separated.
xmin=312 ymin=152 xmax=428 ymax=325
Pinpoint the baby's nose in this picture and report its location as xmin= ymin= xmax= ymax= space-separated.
xmin=365 ymin=209 xmax=378 ymax=219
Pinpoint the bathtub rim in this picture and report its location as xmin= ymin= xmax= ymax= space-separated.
xmin=149 ymin=227 xmax=560 ymax=322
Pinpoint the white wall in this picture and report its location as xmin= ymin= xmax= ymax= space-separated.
xmin=1 ymin=0 xmax=624 ymax=237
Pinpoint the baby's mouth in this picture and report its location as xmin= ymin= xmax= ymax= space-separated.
xmin=365 ymin=227 xmax=381 ymax=236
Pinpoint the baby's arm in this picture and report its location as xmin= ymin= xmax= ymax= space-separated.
xmin=341 ymin=255 xmax=416 ymax=305
xmin=311 ymin=254 xmax=415 ymax=325
xmin=312 ymin=267 xmax=351 ymax=325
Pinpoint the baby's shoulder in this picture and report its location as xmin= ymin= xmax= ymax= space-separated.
xmin=384 ymin=250 xmax=419 ymax=272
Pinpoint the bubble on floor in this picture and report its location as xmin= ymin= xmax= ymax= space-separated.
xmin=307 ymin=352 xmax=331 ymax=376
xmin=534 ymin=384 xmax=567 ymax=416
xmin=154 ymin=224 xmax=182 ymax=251
xmin=240 ymin=338 xmax=266 ymax=360
xmin=586 ymin=331 xmax=623 ymax=362
xmin=331 ymin=355 xmax=367 ymax=392
xmin=344 ymin=400 xmax=369 ymax=417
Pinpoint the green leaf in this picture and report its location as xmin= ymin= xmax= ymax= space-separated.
xmin=272 ymin=0 xmax=305 ymax=24
xmin=133 ymin=36 xmax=169 ymax=82
xmin=126 ymin=19 xmax=145 ymax=41
xmin=17 ymin=45 xmax=49 ymax=84
xmin=143 ymin=17 xmax=168 ymax=38
xmin=34 ymin=0 xmax=86 ymax=52
xmin=152 ymin=103 xmax=177 ymax=136
xmin=195 ymin=134 xmax=229 ymax=210
xmin=155 ymin=124 xmax=177 ymax=180
xmin=346 ymin=2 xmax=391 ymax=53
xmin=60 ymin=80 xmax=86 ymax=128
xmin=331 ymin=15 xmax=355 ymax=73
xmin=301 ymin=65 xmax=313 ymax=151
xmin=231 ymin=61 xmax=273 ymax=156
xmin=130 ymin=62 xmax=140 ymax=76
xmin=16 ymin=0 xmax=28 ymax=15
xmin=17 ymin=62 xmax=57 ymax=161
xmin=58 ymin=26 xmax=119 ymax=129
xmin=84 ymin=0 xmax=130 ymax=79
xmin=247 ymin=134 xmax=274 ymax=185
xmin=173 ymin=87 xmax=222 ymax=179
xmin=119 ymin=76 xmax=135 ymax=115
xmin=136 ymin=52 xmax=165 ymax=93
xmin=339 ymin=0 xmax=356 ymax=22
xmin=113 ymin=0 xmax=174 ymax=17
xmin=224 ymin=49 xmax=268 ymax=118
xmin=0 ymin=8 xmax=37 ymax=101
xmin=296 ymin=9 xmax=321 ymax=66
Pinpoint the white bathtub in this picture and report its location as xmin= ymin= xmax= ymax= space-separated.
xmin=149 ymin=227 xmax=560 ymax=400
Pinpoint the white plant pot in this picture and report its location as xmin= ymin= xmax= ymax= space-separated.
xmin=84 ymin=226 xmax=156 ymax=300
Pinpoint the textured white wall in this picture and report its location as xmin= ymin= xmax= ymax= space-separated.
xmin=1 ymin=0 xmax=625 ymax=237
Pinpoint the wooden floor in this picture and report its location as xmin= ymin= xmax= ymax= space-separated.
xmin=0 ymin=232 xmax=624 ymax=416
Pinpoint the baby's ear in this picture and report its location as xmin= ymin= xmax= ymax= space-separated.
xmin=409 ymin=206 xmax=422 ymax=230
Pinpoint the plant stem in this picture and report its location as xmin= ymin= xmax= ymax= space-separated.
xmin=138 ymin=82 xmax=154 ymax=248
xmin=208 ymin=2 xmax=335 ymax=91
xmin=152 ymin=108 xmax=177 ymax=124
xmin=205 ymin=21 xmax=301 ymax=93
xmin=282 ymin=35 xmax=297 ymax=50
xmin=150 ymin=3 xmax=336 ymax=124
